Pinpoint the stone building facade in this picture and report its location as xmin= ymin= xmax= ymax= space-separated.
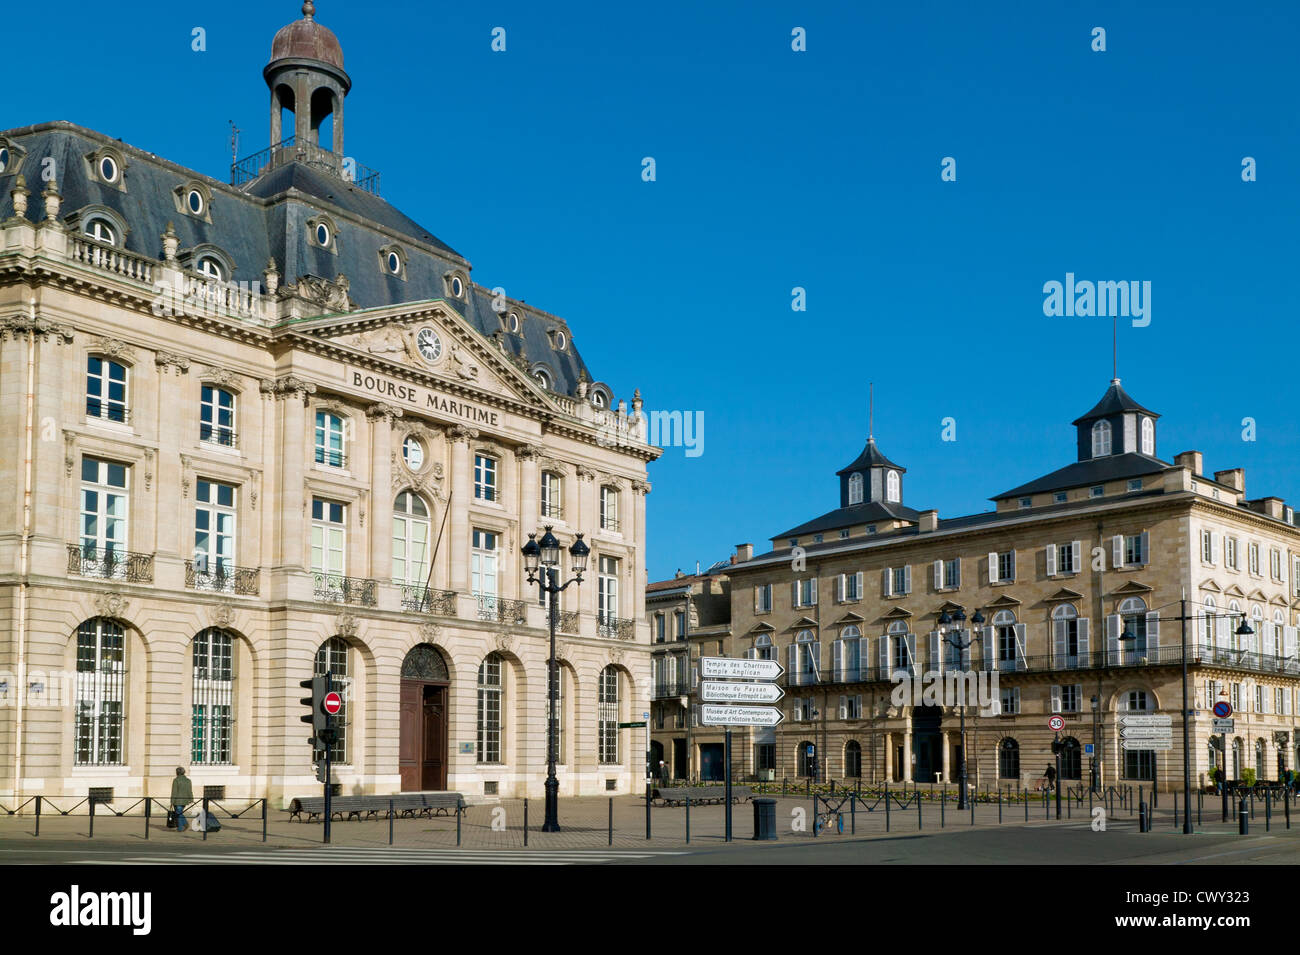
xmin=0 ymin=3 xmax=656 ymax=805
xmin=662 ymin=380 xmax=1300 ymax=792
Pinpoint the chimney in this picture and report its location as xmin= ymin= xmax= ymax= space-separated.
xmin=1174 ymin=450 xmax=1203 ymax=475
xmin=919 ymin=509 xmax=939 ymax=533
xmin=735 ymin=542 xmax=753 ymax=562
xmin=1214 ymin=468 xmax=1245 ymax=495
xmin=1249 ymin=497 xmax=1285 ymax=520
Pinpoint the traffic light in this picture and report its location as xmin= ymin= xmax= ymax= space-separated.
xmin=300 ymin=675 xmax=328 ymax=743
xmin=1051 ymin=738 xmax=1063 ymax=756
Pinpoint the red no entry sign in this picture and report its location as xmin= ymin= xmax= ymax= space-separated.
xmin=323 ymin=691 xmax=343 ymax=715
xmin=1048 ymin=716 xmax=1065 ymax=732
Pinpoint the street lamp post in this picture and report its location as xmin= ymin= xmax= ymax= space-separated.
xmin=521 ymin=525 xmax=590 ymax=833
xmin=938 ymin=606 xmax=984 ymax=811
xmin=1090 ymin=694 xmax=1100 ymax=793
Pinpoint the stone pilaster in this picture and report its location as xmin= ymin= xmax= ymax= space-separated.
xmin=367 ymin=402 xmax=402 ymax=583
xmin=448 ymin=425 xmax=478 ymax=593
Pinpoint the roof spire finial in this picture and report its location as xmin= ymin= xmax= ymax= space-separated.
xmin=868 ymin=381 xmax=874 ymax=443
xmin=302 ymin=1 xmax=315 ymax=20
xmin=1112 ymin=312 xmax=1119 ymax=385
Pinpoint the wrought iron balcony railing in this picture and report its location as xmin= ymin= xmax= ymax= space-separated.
xmin=313 ymin=573 xmax=377 ymax=607
xmin=597 ymin=613 xmax=635 ymax=641
xmin=231 ymin=136 xmax=381 ymax=195
xmin=199 ymin=425 xmax=239 ymax=449
xmin=184 ymin=561 xmax=259 ymax=596
xmin=558 ymin=610 xmax=580 ymax=633
xmin=67 ymin=545 xmax=153 ymax=583
xmin=476 ymin=595 xmax=527 ymax=625
xmin=653 ymin=681 xmax=689 ymax=700
xmin=600 ymin=517 xmax=621 ymax=533
xmin=314 ymin=448 xmax=347 ymax=468
xmin=85 ymin=402 xmax=131 ymax=425
xmin=540 ymin=503 xmax=564 ymax=520
xmin=400 ymin=585 xmax=457 ymax=616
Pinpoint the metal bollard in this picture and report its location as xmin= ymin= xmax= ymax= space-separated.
xmin=89 ymin=797 xmax=95 ymax=839
xmin=1024 ymin=788 xmax=1029 ymax=822
xmin=918 ymin=790 xmax=922 ymax=831
xmin=851 ymin=793 xmax=856 ymax=834
xmin=1286 ymin=789 xmax=1292 ymax=830
xmin=524 ymin=798 xmax=528 ymax=847
xmin=1139 ymin=801 xmax=1148 ymax=832
xmin=885 ymin=788 xmax=890 ymax=832
xmin=684 ymin=795 xmax=689 ymax=844
xmin=456 ymin=805 xmax=462 ymax=846
xmin=812 ymin=794 xmax=819 ymax=838
xmin=145 ymin=797 xmax=151 ymax=840
xmin=1265 ymin=789 xmax=1271 ymax=832
xmin=1239 ymin=798 xmax=1249 ymax=835
xmin=998 ymin=787 xmax=1002 ymax=824
xmin=609 ymin=796 xmax=614 ymax=846
xmin=262 ymin=798 xmax=268 ymax=842
xmin=1174 ymin=791 xmax=1178 ymax=830
xmin=941 ymin=787 xmax=945 ymax=828
xmin=202 ymin=796 xmax=209 ymax=842
xmin=389 ymin=798 xmax=394 ymax=846
xmin=35 ymin=795 xmax=41 ymax=838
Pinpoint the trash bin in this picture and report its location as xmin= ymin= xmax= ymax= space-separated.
xmin=752 ymin=797 xmax=777 ymax=841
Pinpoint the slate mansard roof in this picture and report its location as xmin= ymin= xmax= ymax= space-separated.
xmin=0 ymin=121 xmax=596 ymax=398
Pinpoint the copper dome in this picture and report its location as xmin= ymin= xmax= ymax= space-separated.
xmin=269 ymin=2 xmax=344 ymax=70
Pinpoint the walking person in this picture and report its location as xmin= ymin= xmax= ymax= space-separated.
xmin=171 ymin=767 xmax=193 ymax=833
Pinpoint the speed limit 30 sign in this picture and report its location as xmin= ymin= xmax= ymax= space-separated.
xmin=1048 ymin=715 xmax=1066 ymax=732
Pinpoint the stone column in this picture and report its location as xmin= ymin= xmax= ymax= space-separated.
xmin=632 ymin=480 xmax=650 ymax=621
xmin=883 ymin=731 xmax=893 ymax=781
xmin=942 ymin=729 xmax=952 ymax=783
xmin=367 ymin=403 xmax=402 ymax=585
xmin=517 ymin=444 xmax=542 ymax=534
xmin=266 ymin=376 xmax=315 ymax=570
xmin=902 ymin=726 xmax=913 ymax=783
xmin=448 ymin=426 xmax=477 ymax=593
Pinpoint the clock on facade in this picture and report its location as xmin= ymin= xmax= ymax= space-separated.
xmin=416 ymin=327 xmax=442 ymax=362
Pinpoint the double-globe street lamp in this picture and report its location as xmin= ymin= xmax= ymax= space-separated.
xmin=938 ymin=606 xmax=985 ymax=811
xmin=521 ymin=525 xmax=590 ymax=833
xmin=1116 ymin=596 xmax=1252 ymax=835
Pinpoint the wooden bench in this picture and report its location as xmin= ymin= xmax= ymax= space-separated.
xmin=288 ymin=792 xmax=464 ymax=822
xmin=653 ymin=786 xmax=753 ymax=807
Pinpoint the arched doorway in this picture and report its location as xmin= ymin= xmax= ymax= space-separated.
xmin=912 ymin=705 xmax=942 ymax=782
xmin=399 ymin=644 xmax=449 ymax=791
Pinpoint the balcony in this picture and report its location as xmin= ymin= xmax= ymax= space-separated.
xmin=312 ymin=573 xmax=377 ymax=607
xmin=540 ymin=503 xmax=564 ymax=520
xmin=475 ymin=595 xmax=528 ymax=625
xmin=231 ymin=136 xmax=381 ymax=196
xmin=558 ymin=610 xmax=580 ymax=633
xmin=597 ymin=613 xmax=635 ymax=641
xmin=184 ymin=561 xmax=259 ymax=596
xmin=600 ymin=517 xmax=621 ymax=533
xmin=199 ymin=425 xmax=239 ymax=449
xmin=314 ymin=448 xmax=347 ymax=469
xmin=85 ymin=402 xmax=131 ymax=425
xmin=400 ymin=585 xmax=457 ymax=616
xmin=67 ymin=544 xmax=153 ymax=583
xmin=653 ymin=681 xmax=688 ymax=700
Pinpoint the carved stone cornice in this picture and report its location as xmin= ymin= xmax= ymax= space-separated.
xmin=449 ymin=425 xmax=479 ymax=443
xmin=201 ymin=366 xmax=240 ymax=390
xmin=631 ymin=479 xmax=652 ymax=495
xmin=260 ymin=375 xmax=317 ymax=402
xmin=316 ymin=398 xmax=350 ymax=416
xmin=89 ymin=336 xmax=136 ymax=364
xmin=154 ymin=351 xmax=191 ymax=375
xmin=575 ymin=464 xmax=597 ymax=481
xmin=515 ymin=443 xmax=545 ymax=461
xmin=0 ymin=314 xmax=74 ymax=343
xmin=366 ymin=402 xmax=404 ymax=422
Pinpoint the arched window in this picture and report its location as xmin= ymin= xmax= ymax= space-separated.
xmin=392 ymin=491 xmax=430 ymax=586
xmin=83 ymin=216 xmax=118 ymax=246
xmin=794 ymin=629 xmax=819 ymax=683
xmin=848 ymin=472 xmax=864 ymax=505
xmin=314 ymin=411 xmax=346 ymax=467
xmin=598 ymin=666 xmax=620 ymax=764
xmin=886 ymin=470 xmax=900 ymax=504
xmin=1203 ymin=597 xmax=1217 ymax=643
xmin=994 ymin=609 xmax=1019 ymax=670
xmin=75 ymin=618 xmax=126 ymax=766
xmin=196 ymin=255 xmax=225 ymax=282
xmin=477 ymin=653 xmax=503 ymax=763
xmin=754 ymin=632 xmax=773 ymax=661
xmin=1119 ymin=596 xmax=1148 ymax=660
xmin=839 ymin=624 xmax=862 ymax=680
xmin=314 ymin=638 xmax=351 ymax=764
xmin=86 ymin=355 xmax=128 ymax=423
xmin=797 ymin=740 xmax=816 ymax=778
xmin=200 ymin=384 xmax=236 ymax=447
xmin=844 ymin=740 xmax=862 ymax=778
xmin=1140 ymin=417 xmax=1154 ymax=456
xmin=1092 ymin=420 xmax=1112 ymax=457
xmin=998 ymin=738 xmax=1020 ymax=779
xmin=888 ymin=619 xmax=911 ymax=673
xmin=1060 ymin=737 xmax=1081 ymax=780
xmin=1052 ymin=603 xmax=1081 ymax=667
xmin=192 ymin=628 xmax=233 ymax=765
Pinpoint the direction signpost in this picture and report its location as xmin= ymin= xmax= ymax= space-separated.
xmin=697 ymin=658 xmax=785 ymax=841
xmin=1120 ymin=714 xmax=1173 ymax=751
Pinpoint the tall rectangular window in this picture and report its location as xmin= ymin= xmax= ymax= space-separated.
xmin=314 ymin=412 xmax=345 ymax=467
xmin=192 ymin=628 xmax=233 ymax=765
xmin=80 ymin=457 xmax=128 ymax=577
xmin=598 ymin=667 xmax=620 ymax=764
xmin=998 ymin=551 xmax=1015 ymax=583
xmin=200 ymin=385 xmax=236 ymax=447
xmin=477 ymin=654 xmax=502 ymax=763
xmin=471 ymin=529 xmax=499 ymax=612
xmin=756 ymin=584 xmax=772 ymax=612
xmin=474 ymin=455 xmax=497 ymax=502
xmin=540 ymin=471 xmax=562 ymax=518
xmin=194 ymin=480 xmax=236 ymax=584
xmin=86 ymin=356 xmax=128 ymax=423
xmin=310 ymin=499 xmax=346 ymax=593
xmin=598 ymin=555 xmax=620 ymax=622
xmin=944 ymin=558 xmax=961 ymax=589
xmin=600 ymin=486 xmax=620 ymax=531
xmin=75 ymin=619 xmax=126 ymax=766
xmin=1249 ymin=543 xmax=1260 ymax=576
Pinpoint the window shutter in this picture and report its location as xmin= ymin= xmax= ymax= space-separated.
xmin=1013 ymin=687 xmax=1021 ymax=713
xmin=788 ymin=644 xmax=799 ymax=686
xmin=1046 ymin=544 xmax=1056 ymax=577
xmin=836 ymin=575 xmax=845 ymax=602
xmin=809 ymin=577 xmax=818 ymax=605
xmin=1139 ymin=531 xmax=1150 ymax=565
xmin=929 ymin=630 xmax=942 ymax=673
xmin=1071 ymin=540 xmax=1081 ymax=572
xmin=987 ymin=552 xmax=998 ymax=584
xmin=903 ymin=565 xmax=912 ymax=595
xmin=982 ymin=627 xmax=996 ymax=671
xmin=809 ymin=642 xmax=821 ymax=681
xmin=878 ymin=636 xmax=891 ymax=678
xmin=1050 ymin=685 xmax=1062 ymax=714
xmin=1078 ymin=618 xmax=1090 ymax=659
xmin=905 ymin=632 xmax=917 ymax=675
xmin=1008 ymin=550 xmax=1016 ymax=580
xmin=1215 ymin=615 xmax=1229 ymax=651
xmin=1211 ymin=533 xmax=1219 ymax=564
xmin=1053 ymin=619 xmax=1067 ymax=667
xmin=1013 ymin=623 xmax=1027 ymax=671
xmin=1284 ymin=625 xmax=1297 ymax=662
xmin=1112 ymin=535 xmax=1124 ymax=569
xmin=832 ymin=639 xmax=843 ymax=682
xmin=1146 ymin=611 xmax=1160 ymax=652
xmin=934 ymin=559 xmax=943 ymax=588
xmin=755 ymin=587 xmax=763 ymax=612
xmin=838 ymin=695 xmax=847 ymax=719
xmin=954 ymin=560 xmax=961 ymax=588
xmin=1106 ymin=614 xmax=1121 ymax=665
xmin=855 ymin=572 xmax=863 ymax=598
xmin=883 ymin=568 xmax=893 ymax=598
xmin=744 ymin=648 xmax=756 ymax=660
xmin=791 ymin=580 xmax=800 ymax=608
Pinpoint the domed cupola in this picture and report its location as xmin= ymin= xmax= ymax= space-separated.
xmin=265 ymin=2 xmax=351 ymax=155
xmin=1071 ymin=378 xmax=1160 ymax=462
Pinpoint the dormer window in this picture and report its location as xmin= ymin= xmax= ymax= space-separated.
xmin=196 ymin=256 xmax=225 ymax=282
xmin=444 ymin=272 xmax=468 ymax=300
xmin=886 ymin=470 xmax=900 ymax=504
xmin=848 ymin=472 xmax=864 ymax=505
xmin=1091 ymin=420 xmax=1112 ymax=457
xmin=83 ymin=217 xmax=118 ymax=246
xmin=0 ymin=139 xmax=26 ymax=177
xmin=534 ymin=366 xmax=552 ymax=391
xmin=307 ymin=214 xmax=339 ymax=254
xmin=378 ymin=244 xmax=407 ymax=279
xmin=507 ymin=311 xmax=521 ymax=333
xmin=99 ymin=156 xmax=120 ymax=184
xmin=86 ymin=146 xmax=127 ymax=191
xmin=1140 ymin=416 xmax=1154 ymax=456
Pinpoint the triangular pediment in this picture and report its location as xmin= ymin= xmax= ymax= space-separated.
xmin=748 ymin=621 xmax=776 ymax=634
xmin=986 ymin=593 xmax=1022 ymax=608
xmin=1199 ymin=579 xmax=1222 ymax=593
xmin=1269 ymin=594 xmax=1289 ymax=607
xmin=293 ymin=300 xmax=563 ymax=413
xmin=934 ymin=600 xmax=966 ymax=614
xmin=789 ymin=616 xmax=818 ymax=631
xmin=833 ymin=611 xmax=866 ymax=626
xmin=1046 ymin=588 xmax=1084 ymax=602
xmin=1110 ymin=580 xmax=1153 ymax=596
xmin=1223 ymin=584 xmax=1246 ymax=598
xmin=881 ymin=606 xmax=913 ymax=620
xmin=1248 ymin=589 xmax=1268 ymax=603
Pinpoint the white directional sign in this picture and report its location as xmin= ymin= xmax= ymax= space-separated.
xmin=701 ymin=681 xmax=785 ymax=704
xmin=1121 ymin=725 xmax=1174 ymax=739
xmin=1121 ymin=715 xmax=1172 ymax=727
xmin=1122 ymin=738 xmax=1173 ymax=751
xmin=700 ymin=657 xmax=784 ymax=680
xmin=700 ymin=704 xmax=785 ymax=727
xmin=1212 ymin=718 xmax=1235 ymax=734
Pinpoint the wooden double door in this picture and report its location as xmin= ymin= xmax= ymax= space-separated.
xmin=399 ymin=680 xmax=448 ymax=792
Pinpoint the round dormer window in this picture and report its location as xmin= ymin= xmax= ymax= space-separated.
xmin=403 ymin=436 xmax=424 ymax=470
xmin=592 ymin=391 xmax=606 ymax=409
xmin=450 ymin=275 xmax=464 ymax=298
xmin=508 ymin=311 xmax=520 ymax=333
xmin=386 ymin=250 xmax=401 ymax=274
xmin=99 ymin=156 xmax=119 ymax=183
xmin=555 ymin=331 xmax=567 ymax=351
xmin=315 ymin=222 xmax=331 ymax=247
xmin=0 ymin=147 xmax=10 ymax=173
xmin=188 ymin=190 xmax=204 ymax=215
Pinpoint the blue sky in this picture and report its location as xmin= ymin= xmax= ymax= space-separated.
xmin=9 ymin=1 xmax=1299 ymax=580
